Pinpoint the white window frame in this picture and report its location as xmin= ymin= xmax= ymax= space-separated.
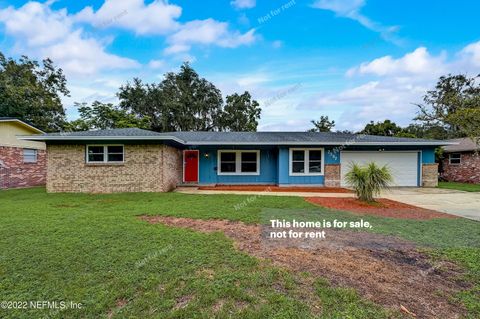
xmin=289 ymin=148 xmax=324 ymax=176
xmin=449 ymin=153 xmax=461 ymax=165
xmin=217 ymin=150 xmax=260 ymax=175
xmin=86 ymin=145 xmax=124 ymax=164
xmin=23 ymin=148 xmax=38 ymax=163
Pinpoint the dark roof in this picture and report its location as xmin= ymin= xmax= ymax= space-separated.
xmin=19 ymin=128 xmax=453 ymax=146
xmin=42 ymin=128 xmax=163 ymax=137
xmin=165 ymin=131 xmax=450 ymax=145
xmin=443 ymin=138 xmax=479 ymax=153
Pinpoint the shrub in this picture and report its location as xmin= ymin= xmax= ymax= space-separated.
xmin=345 ymin=162 xmax=393 ymax=202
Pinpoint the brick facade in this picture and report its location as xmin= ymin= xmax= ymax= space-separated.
xmin=324 ymin=164 xmax=341 ymax=187
xmin=422 ymin=163 xmax=439 ymax=187
xmin=0 ymin=146 xmax=46 ymax=189
xmin=46 ymin=144 xmax=182 ymax=193
xmin=441 ymin=152 xmax=480 ymax=184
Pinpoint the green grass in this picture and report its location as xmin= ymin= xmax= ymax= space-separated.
xmin=439 ymin=181 xmax=480 ymax=192
xmin=261 ymin=208 xmax=480 ymax=249
xmin=0 ymin=187 xmax=478 ymax=318
xmin=262 ymin=207 xmax=480 ymax=317
xmin=0 ymin=188 xmax=396 ymax=319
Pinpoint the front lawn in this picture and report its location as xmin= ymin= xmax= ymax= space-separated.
xmin=0 ymin=188 xmax=478 ymax=318
xmin=439 ymin=181 xmax=480 ymax=192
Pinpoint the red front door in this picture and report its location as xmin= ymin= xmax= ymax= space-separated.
xmin=184 ymin=150 xmax=199 ymax=182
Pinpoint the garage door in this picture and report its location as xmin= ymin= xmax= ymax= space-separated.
xmin=340 ymin=152 xmax=419 ymax=187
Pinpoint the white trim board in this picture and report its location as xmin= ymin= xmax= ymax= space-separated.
xmin=85 ymin=144 xmax=124 ymax=164
xmin=289 ymin=148 xmax=325 ymax=176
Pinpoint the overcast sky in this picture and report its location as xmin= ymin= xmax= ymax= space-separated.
xmin=1 ymin=0 xmax=479 ymax=131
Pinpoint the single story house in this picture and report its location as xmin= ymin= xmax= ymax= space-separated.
xmin=441 ymin=137 xmax=479 ymax=184
xmin=0 ymin=117 xmax=46 ymax=189
xmin=21 ymin=128 xmax=450 ymax=193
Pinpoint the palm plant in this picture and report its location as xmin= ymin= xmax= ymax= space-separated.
xmin=344 ymin=162 xmax=393 ymax=202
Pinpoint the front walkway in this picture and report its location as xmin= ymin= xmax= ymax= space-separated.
xmin=198 ymin=185 xmax=351 ymax=193
xmin=382 ymin=188 xmax=480 ymax=221
xmin=176 ymin=186 xmax=480 ymax=221
xmin=175 ymin=186 xmax=354 ymax=198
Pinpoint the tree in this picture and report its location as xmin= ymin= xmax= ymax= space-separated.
xmin=162 ymin=62 xmax=223 ymax=131
xmin=0 ymin=52 xmax=69 ymax=132
xmin=64 ymin=101 xmax=150 ymax=131
xmin=219 ymin=92 xmax=261 ymax=131
xmin=448 ymin=108 xmax=480 ymax=148
xmin=361 ymin=119 xmax=402 ymax=136
xmin=400 ymin=123 xmax=449 ymax=140
xmin=415 ymin=74 xmax=480 ymax=138
xmin=308 ymin=116 xmax=335 ymax=132
xmin=118 ymin=78 xmax=166 ymax=131
xmin=118 ymin=62 xmax=224 ymax=132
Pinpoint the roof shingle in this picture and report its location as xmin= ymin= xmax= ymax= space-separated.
xmin=19 ymin=128 xmax=452 ymax=146
xmin=443 ymin=138 xmax=479 ymax=152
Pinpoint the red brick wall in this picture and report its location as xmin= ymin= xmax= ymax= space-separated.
xmin=0 ymin=146 xmax=46 ymax=189
xmin=441 ymin=152 xmax=480 ymax=184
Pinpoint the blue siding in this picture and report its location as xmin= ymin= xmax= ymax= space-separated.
xmin=197 ymin=146 xmax=277 ymax=184
xmin=278 ymin=146 xmax=339 ymax=185
xmin=421 ymin=148 xmax=436 ymax=164
xmin=190 ymin=145 xmax=436 ymax=186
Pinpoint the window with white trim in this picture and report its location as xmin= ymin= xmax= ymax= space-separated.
xmin=291 ymin=150 xmax=305 ymax=173
xmin=86 ymin=145 xmax=124 ymax=163
xmin=289 ymin=148 xmax=324 ymax=175
xmin=23 ymin=149 xmax=37 ymax=163
xmin=218 ymin=150 xmax=260 ymax=175
xmin=220 ymin=152 xmax=236 ymax=173
xmin=449 ymin=153 xmax=461 ymax=165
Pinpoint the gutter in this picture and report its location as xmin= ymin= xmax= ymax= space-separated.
xmin=180 ymin=141 xmax=456 ymax=146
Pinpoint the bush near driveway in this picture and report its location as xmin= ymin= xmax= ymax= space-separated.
xmin=344 ymin=162 xmax=393 ymax=202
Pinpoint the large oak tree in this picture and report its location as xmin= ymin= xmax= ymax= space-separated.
xmin=118 ymin=63 xmax=261 ymax=132
xmin=416 ymin=74 xmax=480 ymax=139
xmin=0 ymin=52 xmax=69 ymax=132
xmin=219 ymin=92 xmax=261 ymax=132
xmin=64 ymin=101 xmax=150 ymax=131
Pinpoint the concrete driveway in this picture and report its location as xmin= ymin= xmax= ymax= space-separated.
xmin=383 ymin=188 xmax=480 ymax=221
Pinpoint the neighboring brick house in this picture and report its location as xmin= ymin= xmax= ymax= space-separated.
xmin=441 ymin=138 xmax=480 ymax=184
xmin=20 ymin=128 xmax=450 ymax=193
xmin=0 ymin=118 xmax=46 ymax=189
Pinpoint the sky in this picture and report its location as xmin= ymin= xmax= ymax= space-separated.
xmin=0 ymin=0 xmax=479 ymax=132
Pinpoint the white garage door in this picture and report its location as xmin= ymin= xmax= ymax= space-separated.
xmin=340 ymin=152 xmax=419 ymax=187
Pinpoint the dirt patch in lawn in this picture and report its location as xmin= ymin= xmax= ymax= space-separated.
xmin=107 ymin=299 xmax=128 ymax=319
xmin=140 ymin=215 xmax=468 ymax=318
xmin=198 ymin=185 xmax=352 ymax=193
xmin=174 ymin=294 xmax=194 ymax=310
xmin=305 ymin=197 xmax=458 ymax=220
